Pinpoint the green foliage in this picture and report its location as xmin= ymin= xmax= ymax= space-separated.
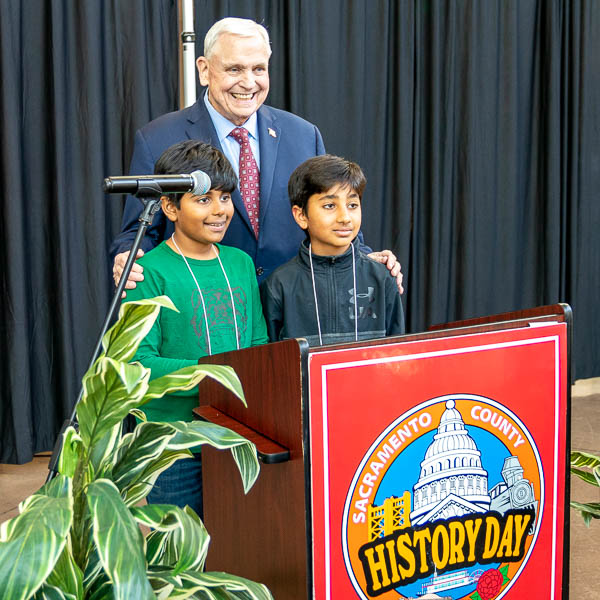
xmin=0 ymin=297 xmax=272 ymax=599
xmin=570 ymin=450 xmax=600 ymax=526
xmin=0 ymin=477 xmax=73 ymax=600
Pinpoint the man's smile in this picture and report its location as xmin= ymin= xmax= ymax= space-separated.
xmin=231 ymin=92 xmax=255 ymax=100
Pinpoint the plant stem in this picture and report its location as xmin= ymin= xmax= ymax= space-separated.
xmin=71 ymin=452 xmax=91 ymax=570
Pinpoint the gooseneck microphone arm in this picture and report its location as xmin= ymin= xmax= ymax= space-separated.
xmin=45 ymin=185 xmax=169 ymax=482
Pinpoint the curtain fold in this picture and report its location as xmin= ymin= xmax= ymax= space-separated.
xmin=0 ymin=0 xmax=179 ymax=463
xmin=0 ymin=0 xmax=598 ymax=463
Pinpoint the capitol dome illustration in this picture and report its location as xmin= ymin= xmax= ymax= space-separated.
xmin=410 ymin=400 xmax=491 ymax=525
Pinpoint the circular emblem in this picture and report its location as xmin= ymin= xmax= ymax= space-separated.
xmin=342 ymin=394 xmax=543 ymax=600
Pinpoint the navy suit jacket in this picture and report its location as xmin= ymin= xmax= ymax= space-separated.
xmin=110 ymin=98 xmax=327 ymax=280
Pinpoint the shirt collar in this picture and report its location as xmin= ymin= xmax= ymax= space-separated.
xmin=298 ymin=237 xmax=360 ymax=270
xmin=203 ymin=91 xmax=259 ymax=144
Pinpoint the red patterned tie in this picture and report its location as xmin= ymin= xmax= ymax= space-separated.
xmin=229 ymin=127 xmax=260 ymax=237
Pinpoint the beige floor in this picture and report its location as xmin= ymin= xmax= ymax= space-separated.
xmin=1 ymin=378 xmax=599 ymax=598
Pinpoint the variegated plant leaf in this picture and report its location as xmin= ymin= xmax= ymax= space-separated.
xmin=146 ymin=568 xmax=185 ymax=598
xmin=33 ymin=584 xmax=77 ymax=600
xmin=131 ymin=505 xmax=209 ymax=574
xmin=571 ymin=449 xmax=600 ymax=469
xmin=102 ymin=296 xmax=177 ymax=362
xmin=87 ymin=479 xmax=154 ymax=600
xmin=77 ymin=357 xmax=150 ymax=448
xmin=111 ymin=421 xmax=174 ymax=494
xmin=44 ymin=544 xmax=83 ymax=599
xmin=147 ymin=575 xmax=224 ymax=600
xmin=570 ymin=500 xmax=600 ymax=526
xmin=571 ymin=466 xmax=600 ymax=487
xmin=85 ymin=575 xmax=113 ymax=600
xmin=230 ymin=444 xmax=260 ymax=494
xmin=224 ymin=591 xmax=261 ymax=600
xmin=130 ymin=407 xmax=147 ymax=421
xmin=167 ymin=421 xmax=260 ymax=494
xmin=20 ymin=472 xmax=72 ymax=510
xmin=130 ymin=504 xmax=184 ymax=532
xmin=88 ymin=420 xmax=123 ymax=477
xmin=176 ymin=571 xmax=273 ymax=600
xmin=57 ymin=426 xmax=82 ymax=479
xmin=593 ymin=465 xmax=600 ymax=487
xmin=0 ymin=481 xmax=73 ymax=600
xmin=5 ymin=294 xmax=273 ymax=600
xmin=146 ymin=568 xmax=232 ymax=600
xmin=571 ymin=450 xmax=600 ymax=486
xmin=195 ymin=572 xmax=273 ymax=600
xmin=145 ymin=529 xmax=171 ymax=567
xmin=82 ymin=547 xmax=104 ymax=593
xmin=121 ymin=449 xmax=192 ymax=507
xmin=143 ymin=364 xmax=244 ymax=405
xmin=163 ymin=507 xmax=209 ymax=575
xmin=194 ymin=588 xmax=233 ymax=600
xmin=149 ymin=576 xmax=175 ymax=600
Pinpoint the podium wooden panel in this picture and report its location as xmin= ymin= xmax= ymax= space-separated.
xmin=194 ymin=339 xmax=311 ymax=598
xmin=194 ymin=304 xmax=570 ymax=600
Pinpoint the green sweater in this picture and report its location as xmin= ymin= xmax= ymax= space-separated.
xmin=125 ymin=241 xmax=268 ymax=422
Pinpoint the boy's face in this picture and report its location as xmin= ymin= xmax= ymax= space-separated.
xmin=292 ymin=184 xmax=362 ymax=256
xmin=163 ymin=189 xmax=234 ymax=257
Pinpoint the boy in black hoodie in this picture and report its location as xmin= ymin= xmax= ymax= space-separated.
xmin=260 ymin=154 xmax=405 ymax=346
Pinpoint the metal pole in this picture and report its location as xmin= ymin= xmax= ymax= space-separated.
xmin=179 ymin=0 xmax=197 ymax=108
xmin=46 ymin=194 xmax=163 ymax=482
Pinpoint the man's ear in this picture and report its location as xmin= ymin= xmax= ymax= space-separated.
xmin=291 ymin=205 xmax=309 ymax=230
xmin=196 ymin=56 xmax=209 ymax=87
xmin=162 ymin=196 xmax=178 ymax=222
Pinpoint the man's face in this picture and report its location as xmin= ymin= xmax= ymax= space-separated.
xmin=197 ymin=33 xmax=270 ymax=126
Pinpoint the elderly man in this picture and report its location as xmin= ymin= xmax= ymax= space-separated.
xmin=111 ymin=17 xmax=403 ymax=291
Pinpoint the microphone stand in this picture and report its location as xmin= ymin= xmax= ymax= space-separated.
xmin=46 ymin=189 xmax=163 ymax=482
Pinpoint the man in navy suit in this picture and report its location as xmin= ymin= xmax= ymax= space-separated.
xmin=111 ymin=17 xmax=403 ymax=292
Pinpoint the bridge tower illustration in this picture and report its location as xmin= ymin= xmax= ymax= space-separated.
xmin=368 ymin=491 xmax=412 ymax=541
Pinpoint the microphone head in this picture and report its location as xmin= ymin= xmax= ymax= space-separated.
xmin=190 ymin=170 xmax=211 ymax=196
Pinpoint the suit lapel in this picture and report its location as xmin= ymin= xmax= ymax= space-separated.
xmin=257 ymin=106 xmax=280 ymax=229
xmin=184 ymin=99 xmax=222 ymax=149
xmin=185 ymin=98 xmax=252 ymax=233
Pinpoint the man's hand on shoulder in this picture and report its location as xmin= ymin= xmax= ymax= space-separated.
xmin=113 ymin=250 xmax=145 ymax=298
xmin=368 ymin=250 xmax=404 ymax=295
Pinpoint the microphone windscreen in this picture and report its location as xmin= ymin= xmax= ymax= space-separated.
xmin=190 ymin=170 xmax=211 ymax=196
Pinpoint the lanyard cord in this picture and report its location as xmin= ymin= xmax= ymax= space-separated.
xmin=213 ymin=245 xmax=240 ymax=350
xmin=170 ymin=234 xmax=240 ymax=354
xmin=308 ymin=243 xmax=323 ymax=346
xmin=351 ymin=241 xmax=358 ymax=341
xmin=308 ymin=242 xmax=358 ymax=346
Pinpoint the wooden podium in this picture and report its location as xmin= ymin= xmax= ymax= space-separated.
xmin=194 ymin=304 xmax=571 ymax=600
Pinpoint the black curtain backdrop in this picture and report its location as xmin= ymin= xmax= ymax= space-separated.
xmin=0 ymin=0 xmax=598 ymax=463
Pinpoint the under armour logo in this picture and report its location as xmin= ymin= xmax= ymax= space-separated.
xmin=349 ymin=287 xmax=377 ymax=319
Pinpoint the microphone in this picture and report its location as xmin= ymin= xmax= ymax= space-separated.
xmin=103 ymin=170 xmax=211 ymax=197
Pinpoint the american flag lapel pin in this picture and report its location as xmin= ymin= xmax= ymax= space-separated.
xmin=268 ymin=127 xmax=277 ymax=138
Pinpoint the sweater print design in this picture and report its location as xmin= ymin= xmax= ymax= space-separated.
xmin=190 ymin=286 xmax=248 ymax=353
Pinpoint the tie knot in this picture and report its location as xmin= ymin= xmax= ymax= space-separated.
xmin=229 ymin=127 xmax=249 ymax=145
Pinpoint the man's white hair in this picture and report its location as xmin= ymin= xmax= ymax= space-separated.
xmin=204 ymin=17 xmax=271 ymax=59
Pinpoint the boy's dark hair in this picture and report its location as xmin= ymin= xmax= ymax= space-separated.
xmin=154 ymin=140 xmax=237 ymax=206
xmin=288 ymin=154 xmax=367 ymax=212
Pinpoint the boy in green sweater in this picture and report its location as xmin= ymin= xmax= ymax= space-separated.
xmin=125 ymin=140 xmax=268 ymax=516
